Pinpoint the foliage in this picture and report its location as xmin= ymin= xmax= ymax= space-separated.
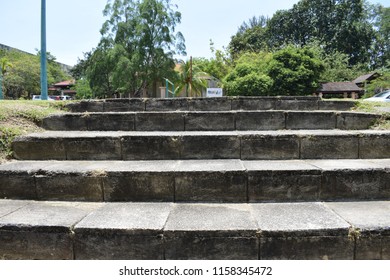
xmin=224 ymin=52 xmax=273 ymax=96
xmin=75 ymin=78 xmax=93 ymax=99
xmin=228 ymin=16 xmax=269 ymax=58
xmin=74 ymin=0 xmax=186 ymax=98
xmin=174 ymin=60 xmax=208 ymax=97
xmin=0 ymin=50 xmax=71 ymax=99
xmin=365 ymin=70 xmax=390 ymax=95
xmin=268 ymin=46 xmax=325 ymax=95
xmin=193 ymin=41 xmax=232 ymax=82
xmin=228 ymin=0 xmax=388 ymax=69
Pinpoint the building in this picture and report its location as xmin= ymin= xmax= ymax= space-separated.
xmin=49 ymin=80 xmax=76 ymax=98
xmin=316 ymin=82 xmax=364 ymax=99
xmin=353 ymin=72 xmax=381 ymax=88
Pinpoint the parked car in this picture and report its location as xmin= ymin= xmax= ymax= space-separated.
xmin=32 ymin=95 xmax=55 ymax=101
xmin=61 ymin=95 xmax=72 ymax=101
xmin=364 ymin=90 xmax=390 ymax=102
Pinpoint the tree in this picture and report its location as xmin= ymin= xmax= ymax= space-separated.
xmin=193 ymin=40 xmax=232 ymax=81
xmin=0 ymin=50 xmax=70 ymax=99
xmin=0 ymin=57 xmax=13 ymax=99
xmin=228 ymin=16 xmax=269 ymax=57
xmin=241 ymin=0 xmax=378 ymax=66
xmin=98 ymin=0 xmax=186 ymax=97
xmin=268 ymin=46 xmax=324 ymax=95
xmin=371 ymin=5 xmax=390 ymax=68
xmin=174 ymin=59 xmax=208 ymax=97
xmin=224 ymin=52 xmax=273 ymax=96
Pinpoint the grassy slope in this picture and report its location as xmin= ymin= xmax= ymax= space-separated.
xmin=0 ymin=99 xmax=389 ymax=163
xmin=353 ymin=101 xmax=390 ymax=130
xmin=0 ymin=100 xmax=67 ymax=163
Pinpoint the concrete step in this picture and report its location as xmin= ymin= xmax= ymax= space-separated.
xmin=0 ymin=159 xmax=389 ymax=203
xmin=12 ymin=130 xmax=390 ymax=161
xmin=66 ymin=97 xmax=356 ymax=113
xmin=0 ymin=199 xmax=388 ymax=259
xmin=42 ymin=111 xmax=380 ymax=131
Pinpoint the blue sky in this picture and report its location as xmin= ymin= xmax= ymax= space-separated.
xmin=1 ymin=0 xmax=389 ymax=66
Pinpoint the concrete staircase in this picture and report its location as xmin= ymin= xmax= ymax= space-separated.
xmin=0 ymin=96 xmax=389 ymax=260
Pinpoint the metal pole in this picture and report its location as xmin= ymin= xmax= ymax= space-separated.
xmin=40 ymin=0 xmax=48 ymax=100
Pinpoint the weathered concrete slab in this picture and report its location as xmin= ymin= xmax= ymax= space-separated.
xmin=231 ymin=97 xmax=276 ymax=110
xmin=0 ymin=200 xmax=390 ymax=259
xmin=241 ymin=132 xmax=300 ymax=160
xmin=43 ymin=114 xmax=88 ymax=131
xmin=327 ymin=201 xmax=390 ymax=260
xmin=318 ymin=100 xmax=356 ymax=111
xmin=236 ymin=111 xmax=285 ymax=130
xmin=65 ymin=97 xmax=360 ymax=113
xmin=0 ymin=200 xmax=30 ymax=217
xmin=181 ymin=133 xmax=240 ymax=159
xmin=66 ymin=100 xmax=105 ymax=113
xmin=35 ymin=174 xmax=103 ymax=202
xmin=0 ymin=201 xmax=100 ymax=259
xmin=103 ymin=172 xmax=175 ymax=202
xmin=146 ymin=98 xmax=189 ymax=111
xmin=300 ymin=131 xmax=359 ymax=159
xmin=307 ymin=160 xmax=389 ymax=201
xmin=185 ymin=112 xmax=235 ymax=131
xmin=12 ymin=136 xmax=66 ymax=160
xmin=337 ymin=112 xmax=380 ymax=130
xmin=276 ymin=99 xmax=319 ymax=110
xmin=74 ymin=203 xmax=172 ymax=260
xmin=122 ymin=134 xmax=182 ymax=160
xmin=245 ymin=161 xmax=321 ymax=202
xmin=87 ymin=113 xmax=135 ymax=131
xmin=64 ymin=136 xmax=122 ymax=160
xmin=42 ymin=111 xmax=380 ymax=132
xmin=359 ymin=131 xmax=390 ymax=159
xmin=174 ymin=160 xmax=245 ymax=194
xmin=11 ymin=130 xmax=389 ymax=161
xmin=252 ymin=202 xmax=353 ymax=260
xmin=188 ymin=98 xmax=232 ymax=111
xmin=286 ymin=111 xmax=336 ymax=129
xmin=164 ymin=204 xmax=258 ymax=259
xmin=136 ymin=112 xmax=185 ymax=131
xmin=104 ymin=99 xmax=146 ymax=112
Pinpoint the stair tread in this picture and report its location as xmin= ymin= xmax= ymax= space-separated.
xmin=1 ymin=159 xmax=390 ymax=173
xmin=0 ymin=199 xmax=388 ymax=234
xmin=15 ymin=129 xmax=390 ymax=138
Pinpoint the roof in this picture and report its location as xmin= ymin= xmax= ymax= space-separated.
xmin=353 ymin=72 xmax=380 ymax=85
xmin=54 ymin=80 xmax=75 ymax=87
xmin=317 ymin=82 xmax=364 ymax=93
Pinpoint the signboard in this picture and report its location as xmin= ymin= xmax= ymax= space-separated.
xmin=207 ymin=88 xmax=223 ymax=98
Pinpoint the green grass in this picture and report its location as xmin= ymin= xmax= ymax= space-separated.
xmin=0 ymin=100 xmax=67 ymax=162
xmin=353 ymin=101 xmax=390 ymax=130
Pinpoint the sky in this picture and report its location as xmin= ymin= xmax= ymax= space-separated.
xmin=0 ymin=0 xmax=389 ymax=66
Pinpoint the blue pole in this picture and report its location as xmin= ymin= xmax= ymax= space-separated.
xmin=40 ymin=0 xmax=48 ymax=100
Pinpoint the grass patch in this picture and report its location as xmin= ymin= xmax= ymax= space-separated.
xmin=353 ymin=101 xmax=390 ymax=130
xmin=0 ymin=100 xmax=67 ymax=162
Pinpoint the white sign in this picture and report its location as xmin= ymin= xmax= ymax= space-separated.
xmin=207 ymin=88 xmax=223 ymax=98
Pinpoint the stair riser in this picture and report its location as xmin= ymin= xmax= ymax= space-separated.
xmin=66 ymin=98 xmax=356 ymax=113
xmin=1 ymin=201 xmax=388 ymax=260
xmin=1 ymin=169 xmax=388 ymax=202
xmin=43 ymin=111 xmax=379 ymax=131
xmin=12 ymin=133 xmax=390 ymax=161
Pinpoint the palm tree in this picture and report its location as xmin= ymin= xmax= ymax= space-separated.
xmin=174 ymin=58 xmax=209 ymax=97
xmin=0 ymin=57 xmax=13 ymax=100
